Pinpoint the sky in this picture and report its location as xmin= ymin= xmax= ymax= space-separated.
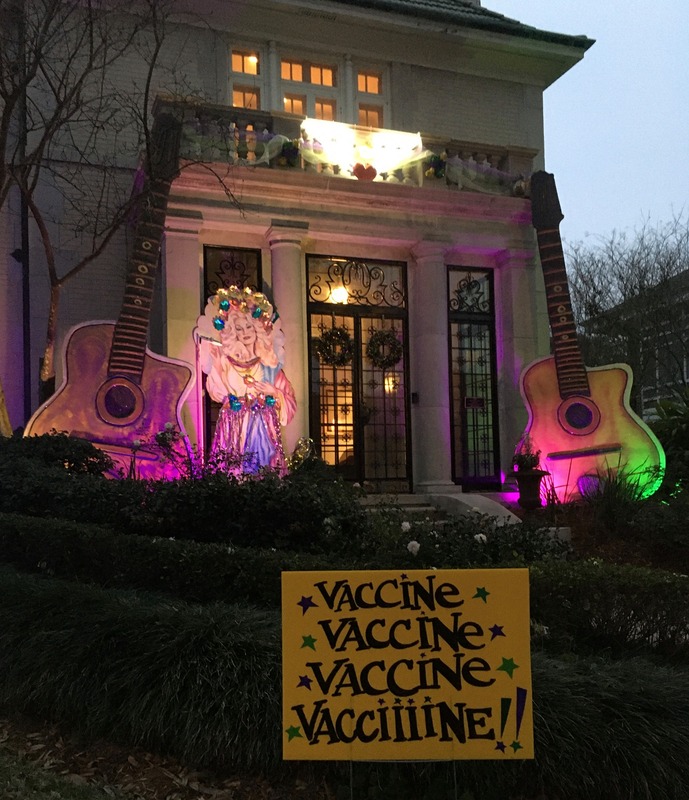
xmin=483 ymin=1 xmax=689 ymax=244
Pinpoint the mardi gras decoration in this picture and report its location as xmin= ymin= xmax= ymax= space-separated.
xmin=196 ymin=286 xmax=296 ymax=476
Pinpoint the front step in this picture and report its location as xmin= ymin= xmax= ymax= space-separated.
xmin=359 ymin=491 xmax=521 ymax=525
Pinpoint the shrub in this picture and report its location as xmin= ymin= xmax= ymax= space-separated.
xmin=0 ymin=566 xmax=282 ymax=771
xmin=530 ymin=559 xmax=689 ymax=658
xmin=3 ymin=567 xmax=689 ymax=798
xmin=2 ymin=431 xmax=113 ymax=475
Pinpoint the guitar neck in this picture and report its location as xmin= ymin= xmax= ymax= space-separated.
xmin=108 ymin=112 xmax=182 ymax=381
xmin=108 ymin=177 xmax=172 ymax=379
xmin=536 ymin=226 xmax=591 ymax=399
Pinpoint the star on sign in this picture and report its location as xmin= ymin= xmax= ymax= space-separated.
xmin=297 ymin=675 xmax=313 ymax=689
xmin=495 ymin=741 xmax=507 ymax=753
xmin=286 ymin=725 xmax=303 ymax=741
xmin=510 ymin=740 xmax=523 ymax=753
xmin=301 ymin=634 xmax=317 ymax=650
xmin=473 ymin=586 xmax=490 ymax=602
xmin=489 ymin=624 xmax=505 ymax=640
xmin=297 ymin=595 xmax=318 ymax=615
xmin=496 ymin=657 xmax=519 ymax=678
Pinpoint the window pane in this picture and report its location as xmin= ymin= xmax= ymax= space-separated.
xmin=284 ymin=94 xmax=305 ymax=115
xmin=232 ymin=50 xmax=259 ymax=75
xmin=233 ymin=87 xmax=260 ymax=109
xmin=281 ymin=60 xmax=303 ymax=81
xmin=358 ymin=71 xmax=381 ymax=94
xmin=358 ymin=104 xmax=382 ymax=127
xmin=316 ymin=99 xmax=336 ymax=121
xmin=311 ymin=64 xmax=335 ymax=86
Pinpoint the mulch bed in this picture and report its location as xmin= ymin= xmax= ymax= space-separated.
xmin=0 ymin=712 xmax=333 ymax=800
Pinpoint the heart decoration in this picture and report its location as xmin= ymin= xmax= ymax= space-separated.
xmin=352 ymin=163 xmax=377 ymax=181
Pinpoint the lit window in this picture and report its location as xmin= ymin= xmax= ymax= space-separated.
xmin=311 ymin=64 xmax=336 ymax=87
xmin=281 ymin=60 xmax=303 ymax=82
xmin=315 ymin=99 xmax=336 ymax=121
xmin=284 ymin=94 xmax=306 ymax=115
xmin=358 ymin=71 xmax=381 ymax=94
xmin=232 ymin=51 xmax=259 ymax=75
xmin=233 ymin=86 xmax=260 ymax=109
xmin=358 ymin=104 xmax=382 ymax=127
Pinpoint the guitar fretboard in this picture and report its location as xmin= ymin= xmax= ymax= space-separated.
xmin=108 ymin=179 xmax=172 ymax=379
xmin=536 ymin=226 xmax=591 ymax=399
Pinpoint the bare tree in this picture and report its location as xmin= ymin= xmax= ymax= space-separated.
xmin=0 ymin=0 xmax=194 ymax=401
xmin=567 ymin=215 xmax=689 ymax=414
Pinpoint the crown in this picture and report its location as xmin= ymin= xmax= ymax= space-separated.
xmin=211 ymin=285 xmax=275 ymax=332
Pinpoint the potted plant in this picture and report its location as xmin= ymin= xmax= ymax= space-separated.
xmin=511 ymin=434 xmax=547 ymax=510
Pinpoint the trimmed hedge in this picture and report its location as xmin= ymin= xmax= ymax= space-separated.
xmin=531 ymin=559 xmax=689 ymax=658
xmin=2 ymin=566 xmax=689 ymax=799
xmin=2 ymin=513 xmax=689 ymax=660
xmin=0 ymin=453 xmax=370 ymax=555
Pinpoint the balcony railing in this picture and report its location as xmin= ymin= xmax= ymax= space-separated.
xmin=155 ymin=97 xmax=534 ymax=197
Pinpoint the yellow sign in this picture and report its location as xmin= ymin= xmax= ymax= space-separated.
xmin=282 ymin=569 xmax=533 ymax=761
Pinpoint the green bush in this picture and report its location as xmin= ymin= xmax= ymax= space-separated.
xmin=2 ymin=566 xmax=689 ymax=798
xmin=0 ymin=566 xmax=282 ymax=771
xmin=530 ymin=559 xmax=689 ymax=658
xmin=2 ymin=431 xmax=114 ymax=475
xmin=0 ymin=435 xmax=370 ymax=555
xmin=0 ymin=511 xmax=568 ymax=609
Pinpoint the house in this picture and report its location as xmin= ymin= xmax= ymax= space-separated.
xmin=0 ymin=0 xmax=593 ymax=492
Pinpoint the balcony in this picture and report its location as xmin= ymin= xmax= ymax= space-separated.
xmin=155 ymin=97 xmax=534 ymax=197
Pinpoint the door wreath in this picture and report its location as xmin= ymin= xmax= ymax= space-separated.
xmin=366 ymin=329 xmax=403 ymax=370
xmin=313 ymin=326 xmax=355 ymax=367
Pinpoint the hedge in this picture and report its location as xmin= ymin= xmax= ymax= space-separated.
xmin=2 ymin=513 xmax=689 ymax=662
xmin=1 ymin=566 xmax=689 ymax=799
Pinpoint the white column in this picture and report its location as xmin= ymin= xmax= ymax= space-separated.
xmin=162 ymin=215 xmax=202 ymax=447
xmin=267 ymin=224 xmax=309 ymax=453
xmin=409 ymin=241 xmax=458 ymax=493
xmin=267 ymin=41 xmax=280 ymax=112
xmin=495 ymin=248 xmax=546 ymax=475
xmin=343 ymin=54 xmax=355 ymax=123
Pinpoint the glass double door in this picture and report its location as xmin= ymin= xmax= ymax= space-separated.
xmin=309 ymin=310 xmax=410 ymax=492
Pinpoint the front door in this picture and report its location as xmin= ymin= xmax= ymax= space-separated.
xmin=307 ymin=256 xmax=411 ymax=492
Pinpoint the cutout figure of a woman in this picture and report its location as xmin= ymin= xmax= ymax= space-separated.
xmin=196 ymin=286 xmax=296 ymax=475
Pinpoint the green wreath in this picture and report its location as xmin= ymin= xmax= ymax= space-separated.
xmin=314 ymin=326 xmax=354 ymax=367
xmin=366 ymin=329 xmax=403 ymax=370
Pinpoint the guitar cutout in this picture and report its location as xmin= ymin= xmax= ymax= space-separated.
xmin=520 ymin=170 xmax=665 ymax=501
xmin=24 ymin=113 xmax=193 ymax=478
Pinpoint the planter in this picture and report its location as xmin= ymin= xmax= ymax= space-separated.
xmin=514 ymin=469 xmax=548 ymax=510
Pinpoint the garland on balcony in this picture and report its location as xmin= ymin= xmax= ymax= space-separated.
xmin=313 ymin=326 xmax=354 ymax=367
xmin=366 ymin=329 xmax=403 ymax=370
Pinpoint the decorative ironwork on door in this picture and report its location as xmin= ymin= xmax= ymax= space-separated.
xmin=448 ymin=268 xmax=500 ymax=488
xmin=308 ymin=256 xmax=410 ymax=491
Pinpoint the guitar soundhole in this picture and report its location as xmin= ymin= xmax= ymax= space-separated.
xmin=557 ymin=396 xmax=600 ymax=436
xmin=104 ymin=384 xmax=138 ymax=419
xmin=564 ymin=402 xmax=594 ymax=430
xmin=96 ymin=378 xmax=144 ymax=426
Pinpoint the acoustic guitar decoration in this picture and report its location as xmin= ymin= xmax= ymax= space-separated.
xmin=520 ymin=170 xmax=665 ymax=501
xmin=24 ymin=113 xmax=193 ymax=478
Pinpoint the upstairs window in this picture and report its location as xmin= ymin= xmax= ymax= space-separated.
xmin=280 ymin=57 xmax=338 ymax=120
xmin=233 ymin=86 xmax=260 ymax=109
xmin=284 ymin=94 xmax=306 ymax=115
xmin=281 ymin=60 xmax=303 ymax=82
xmin=311 ymin=64 xmax=336 ymax=87
xmin=358 ymin=103 xmax=382 ymax=127
xmin=315 ymin=98 xmax=336 ymax=121
xmin=231 ymin=49 xmax=262 ymax=109
xmin=232 ymin=50 xmax=260 ymax=75
xmin=358 ymin=71 xmax=381 ymax=95
xmin=357 ymin=69 xmax=383 ymax=127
